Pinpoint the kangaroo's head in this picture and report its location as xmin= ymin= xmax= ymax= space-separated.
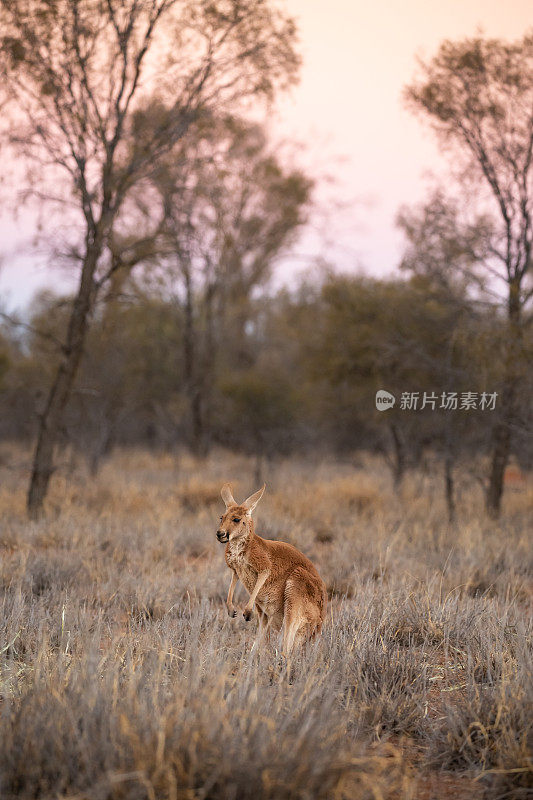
xmin=216 ymin=483 xmax=265 ymax=544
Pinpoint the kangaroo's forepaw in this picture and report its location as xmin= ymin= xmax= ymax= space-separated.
xmin=243 ymin=608 xmax=252 ymax=621
xmin=228 ymin=607 xmax=237 ymax=618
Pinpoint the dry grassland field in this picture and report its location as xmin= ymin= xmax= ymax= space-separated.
xmin=0 ymin=445 xmax=531 ymax=800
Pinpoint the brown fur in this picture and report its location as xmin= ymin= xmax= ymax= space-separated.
xmin=216 ymin=485 xmax=327 ymax=654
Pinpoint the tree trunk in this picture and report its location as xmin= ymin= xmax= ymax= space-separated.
xmin=485 ymin=383 xmax=514 ymax=518
xmin=88 ymin=420 xmax=114 ymax=478
xmin=181 ymin=266 xmax=207 ymax=456
xmin=27 ymin=245 xmax=100 ymax=516
xmin=389 ymin=422 xmax=406 ymax=491
xmin=444 ymin=453 xmax=455 ymax=524
xmin=443 ymin=407 xmax=456 ymax=524
xmin=190 ymin=387 xmax=207 ymax=457
xmin=254 ymin=452 xmax=264 ymax=486
xmin=197 ymin=280 xmax=217 ymax=457
xmin=485 ymin=281 xmax=522 ymax=518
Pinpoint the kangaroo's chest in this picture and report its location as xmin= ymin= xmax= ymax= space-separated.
xmin=225 ymin=542 xmax=258 ymax=594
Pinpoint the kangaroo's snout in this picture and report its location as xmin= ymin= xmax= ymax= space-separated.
xmin=217 ymin=529 xmax=228 ymax=543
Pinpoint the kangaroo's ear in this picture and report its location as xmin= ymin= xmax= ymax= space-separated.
xmin=221 ymin=483 xmax=236 ymax=508
xmin=243 ymin=484 xmax=266 ymax=514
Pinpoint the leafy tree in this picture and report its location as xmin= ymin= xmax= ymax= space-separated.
xmin=405 ymin=32 xmax=533 ymax=516
xmin=300 ymin=272 xmax=490 ymax=509
xmin=396 ymin=190 xmax=495 ymax=296
xmin=136 ymin=114 xmax=312 ymax=455
xmin=0 ymin=0 xmax=300 ymax=515
xmin=219 ymin=367 xmax=296 ymax=483
xmin=71 ymin=292 xmax=184 ymax=472
xmin=397 ymin=196 xmax=508 ymax=517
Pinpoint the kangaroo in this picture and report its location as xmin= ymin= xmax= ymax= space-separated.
xmin=216 ymin=483 xmax=327 ymax=654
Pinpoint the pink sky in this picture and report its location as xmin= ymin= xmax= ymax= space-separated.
xmin=1 ymin=0 xmax=532 ymax=309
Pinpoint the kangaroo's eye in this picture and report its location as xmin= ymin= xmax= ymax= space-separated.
xmin=232 ymin=517 xmax=241 ymax=523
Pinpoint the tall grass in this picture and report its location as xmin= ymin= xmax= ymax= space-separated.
xmin=0 ymin=446 xmax=531 ymax=799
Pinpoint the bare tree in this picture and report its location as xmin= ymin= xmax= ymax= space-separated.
xmin=0 ymin=0 xmax=300 ymax=515
xmin=405 ymin=33 xmax=533 ymax=517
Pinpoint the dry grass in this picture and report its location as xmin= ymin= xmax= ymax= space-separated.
xmin=0 ymin=445 xmax=531 ymax=799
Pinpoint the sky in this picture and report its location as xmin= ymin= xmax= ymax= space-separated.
xmin=0 ymin=0 xmax=532 ymax=310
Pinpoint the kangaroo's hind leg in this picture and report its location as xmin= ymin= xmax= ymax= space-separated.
xmin=257 ymin=605 xmax=271 ymax=642
xmin=282 ymin=573 xmax=324 ymax=656
xmin=282 ymin=580 xmax=308 ymax=656
xmin=251 ymin=605 xmax=271 ymax=652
